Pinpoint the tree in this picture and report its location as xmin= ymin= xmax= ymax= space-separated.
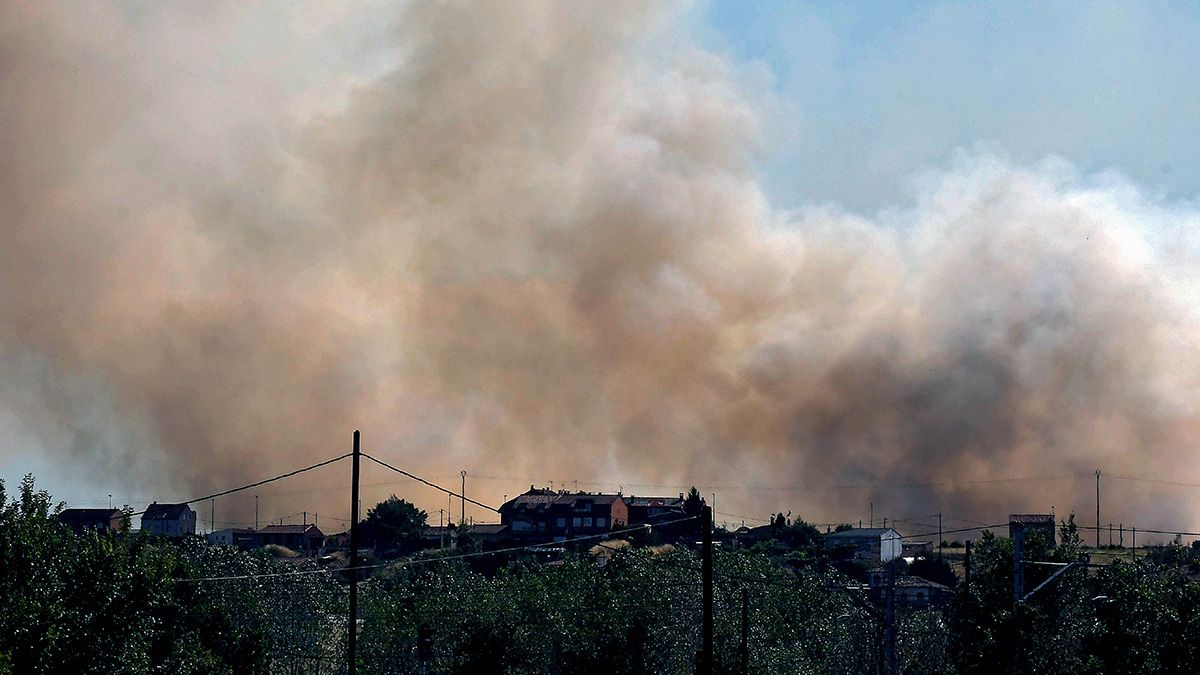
xmin=683 ymin=487 xmax=704 ymax=518
xmin=362 ymin=495 xmax=427 ymax=557
xmin=908 ymin=556 xmax=957 ymax=589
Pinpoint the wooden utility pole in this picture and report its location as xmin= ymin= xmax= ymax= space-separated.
xmin=348 ymin=430 xmax=361 ymax=675
xmin=700 ymin=504 xmax=714 ymax=675
xmin=964 ymin=540 xmax=972 ymax=589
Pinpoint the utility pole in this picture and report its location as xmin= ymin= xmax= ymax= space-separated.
xmin=460 ymin=470 xmax=467 ymax=526
xmin=700 ymin=504 xmax=714 ymax=675
xmin=210 ymin=499 xmax=215 ymax=535
xmin=1095 ymin=469 xmax=1101 ymax=550
xmin=348 ymin=430 xmax=362 ymax=675
xmin=870 ymin=502 xmax=874 ymax=528
xmin=938 ymin=512 xmax=943 ymax=557
xmin=964 ymin=540 xmax=972 ymax=589
xmin=439 ymin=509 xmax=445 ymax=549
xmin=255 ymin=495 xmax=259 ymax=531
xmin=303 ymin=511 xmax=307 ymax=528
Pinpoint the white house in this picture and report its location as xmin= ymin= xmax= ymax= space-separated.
xmin=141 ymin=502 xmax=197 ymax=537
xmin=824 ymin=528 xmax=903 ymax=561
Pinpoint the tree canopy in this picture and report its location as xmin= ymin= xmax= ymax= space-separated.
xmin=361 ymin=495 xmax=427 ymax=557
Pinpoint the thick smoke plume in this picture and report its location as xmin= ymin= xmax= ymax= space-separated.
xmin=3 ymin=2 xmax=1199 ymax=530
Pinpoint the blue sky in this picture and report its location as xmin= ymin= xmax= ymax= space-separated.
xmin=699 ymin=0 xmax=1200 ymax=211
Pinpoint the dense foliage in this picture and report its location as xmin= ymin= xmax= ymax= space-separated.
xmin=8 ymin=475 xmax=1200 ymax=673
xmin=360 ymin=495 xmax=427 ymax=558
xmin=0 ymin=476 xmax=340 ymax=673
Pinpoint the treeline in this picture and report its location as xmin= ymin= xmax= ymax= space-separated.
xmin=0 ymin=476 xmax=342 ymax=673
xmin=7 ymin=475 xmax=1200 ymax=673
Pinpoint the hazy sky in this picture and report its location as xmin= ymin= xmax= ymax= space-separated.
xmin=2 ymin=1 xmax=1198 ymax=534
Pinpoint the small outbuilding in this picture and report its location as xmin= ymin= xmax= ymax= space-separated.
xmin=1009 ymin=514 xmax=1056 ymax=546
xmin=259 ymin=524 xmax=326 ymax=555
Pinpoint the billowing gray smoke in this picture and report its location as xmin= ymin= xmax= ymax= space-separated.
xmin=3 ymin=2 xmax=1199 ymax=531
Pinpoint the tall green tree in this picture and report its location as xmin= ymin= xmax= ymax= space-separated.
xmin=362 ymin=495 xmax=427 ymax=557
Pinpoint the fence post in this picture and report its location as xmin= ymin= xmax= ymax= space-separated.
xmin=417 ymin=623 xmax=433 ymax=675
xmin=740 ymin=587 xmax=749 ymax=675
xmin=883 ymin=564 xmax=896 ymax=675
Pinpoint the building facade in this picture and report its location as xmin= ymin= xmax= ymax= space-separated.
xmin=500 ymin=488 xmax=629 ymax=541
xmin=824 ymin=528 xmax=903 ymax=561
xmin=141 ymin=502 xmax=197 ymax=537
xmin=259 ymin=524 xmax=325 ymax=555
xmin=58 ymin=508 xmax=125 ymax=532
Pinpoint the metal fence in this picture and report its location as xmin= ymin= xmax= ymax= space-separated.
xmin=237 ymin=554 xmax=950 ymax=674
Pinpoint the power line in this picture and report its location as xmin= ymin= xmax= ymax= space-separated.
xmin=361 ymin=453 xmax=500 ymax=513
xmin=899 ymin=524 xmax=1007 ymax=539
xmin=1108 ymin=473 xmax=1200 ymax=489
xmin=128 ymin=453 xmax=350 ymax=517
xmin=449 ymin=472 xmax=1091 ymax=492
xmin=715 ymin=510 xmax=771 ymax=523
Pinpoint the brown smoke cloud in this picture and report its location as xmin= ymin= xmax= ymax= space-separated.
xmin=3 ymin=1 xmax=1200 ymax=533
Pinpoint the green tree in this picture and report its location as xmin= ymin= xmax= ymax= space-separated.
xmin=362 ymin=495 xmax=428 ymax=557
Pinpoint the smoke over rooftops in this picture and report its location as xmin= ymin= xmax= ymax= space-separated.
xmin=2 ymin=2 xmax=1199 ymax=529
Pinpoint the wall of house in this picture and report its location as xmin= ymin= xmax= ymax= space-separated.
xmin=610 ymin=499 xmax=628 ymax=527
xmin=880 ymin=532 xmax=902 ymax=561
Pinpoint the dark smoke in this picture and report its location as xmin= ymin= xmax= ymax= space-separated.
xmin=2 ymin=2 xmax=1199 ymax=532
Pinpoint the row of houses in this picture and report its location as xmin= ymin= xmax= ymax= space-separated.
xmin=56 ymin=503 xmax=327 ymax=553
xmin=495 ymin=487 xmax=688 ymax=540
xmin=57 ymin=502 xmax=198 ymax=537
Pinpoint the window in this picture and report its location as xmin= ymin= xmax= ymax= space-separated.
xmin=555 ymin=517 xmax=566 ymax=528
xmin=512 ymin=521 xmax=532 ymax=532
xmin=583 ymin=517 xmax=593 ymax=527
xmin=577 ymin=502 xmax=592 ymax=512
xmin=597 ymin=517 xmax=607 ymax=528
xmin=572 ymin=517 xmax=582 ymax=528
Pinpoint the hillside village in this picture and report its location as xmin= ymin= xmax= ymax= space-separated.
xmin=55 ymin=485 xmax=1149 ymax=614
